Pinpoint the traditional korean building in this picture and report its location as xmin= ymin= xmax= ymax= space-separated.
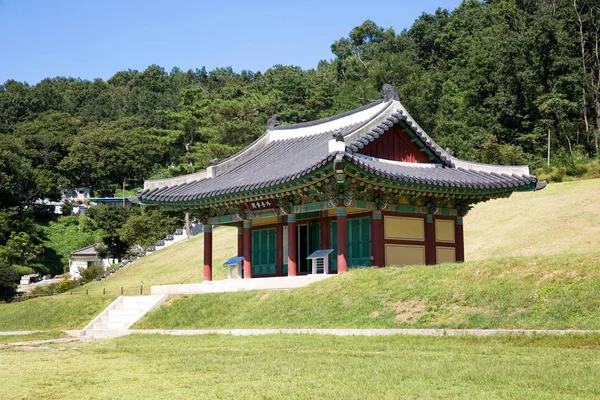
xmin=138 ymin=85 xmax=545 ymax=281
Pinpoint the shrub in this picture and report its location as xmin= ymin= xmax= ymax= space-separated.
xmin=30 ymin=278 xmax=81 ymax=296
xmin=79 ymin=265 xmax=104 ymax=283
xmin=54 ymin=279 xmax=80 ymax=293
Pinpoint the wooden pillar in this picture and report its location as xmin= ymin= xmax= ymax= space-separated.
xmin=276 ymin=216 xmax=284 ymax=276
xmin=425 ymin=214 xmax=436 ymax=265
xmin=337 ymin=207 xmax=348 ymax=273
xmin=320 ymin=210 xmax=329 ymax=250
xmin=320 ymin=210 xmax=330 ymax=267
xmin=237 ymin=225 xmax=243 ymax=257
xmin=455 ymin=217 xmax=465 ymax=262
xmin=203 ymin=225 xmax=213 ymax=281
xmin=372 ymin=210 xmax=384 ymax=266
xmin=243 ymin=220 xmax=252 ymax=279
xmin=287 ymin=214 xmax=297 ymax=276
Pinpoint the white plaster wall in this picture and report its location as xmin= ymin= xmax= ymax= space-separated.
xmin=69 ymin=258 xmax=104 ymax=280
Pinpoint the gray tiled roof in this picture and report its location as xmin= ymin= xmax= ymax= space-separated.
xmin=345 ymin=154 xmax=536 ymax=189
xmin=141 ymin=130 xmax=341 ymax=202
xmin=139 ymin=98 xmax=539 ymax=204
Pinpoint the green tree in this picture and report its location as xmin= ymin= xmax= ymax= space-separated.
xmin=118 ymin=207 xmax=183 ymax=249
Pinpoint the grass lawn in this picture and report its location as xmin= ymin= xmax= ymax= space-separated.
xmin=73 ymin=226 xmax=237 ymax=295
xmin=465 ymin=178 xmax=600 ymax=260
xmin=135 ymin=251 xmax=600 ymax=330
xmin=0 ymin=331 xmax=68 ymax=344
xmin=0 ymin=295 xmax=115 ymax=331
xmin=1 ymin=334 xmax=600 ymax=399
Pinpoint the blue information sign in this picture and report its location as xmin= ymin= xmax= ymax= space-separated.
xmin=306 ymin=249 xmax=334 ymax=259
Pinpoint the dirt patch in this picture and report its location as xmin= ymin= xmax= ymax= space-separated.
xmin=387 ymin=299 xmax=428 ymax=322
xmin=540 ymin=270 xmax=566 ymax=281
xmin=259 ymin=293 xmax=270 ymax=302
xmin=443 ymin=304 xmax=501 ymax=316
xmin=369 ymin=311 xmax=381 ymax=318
xmin=497 ymin=271 xmax=509 ymax=279
xmin=510 ymin=307 xmax=530 ymax=316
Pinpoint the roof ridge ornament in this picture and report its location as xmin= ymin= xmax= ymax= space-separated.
xmin=328 ymin=131 xmax=346 ymax=153
xmin=333 ymin=131 xmax=344 ymax=142
xmin=383 ymin=83 xmax=400 ymax=102
xmin=267 ymin=114 xmax=281 ymax=130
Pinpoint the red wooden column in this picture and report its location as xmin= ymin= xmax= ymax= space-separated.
xmin=276 ymin=216 xmax=284 ymax=276
xmin=287 ymin=214 xmax=297 ymax=276
xmin=203 ymin=225 xmax=213 ymax=281
xmin=425 ymin=214 xmax=436 ymax=265
xmin=243 ymin=220 xmax=252 ymax=279
xmin=320 ymin=210 xmax=329 ymax=250
xmin=237 ymin=225 xmax=243 ymax=257
xmin=337 ymin=207 xmax=348 ymax=273
xmin=455 ymin=216 xmax=465 ymax=262
xmin=371 ymin=210 xmax=384 ymax=266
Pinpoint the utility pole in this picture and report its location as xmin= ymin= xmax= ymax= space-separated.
xmin=123 ymin=179 xmax=126 ymax=207
xmin=547 ymin=129 xmax=551 ymax=167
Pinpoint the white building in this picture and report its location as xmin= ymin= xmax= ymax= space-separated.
xmin=69 ymin=244 xmax=115 ymax=279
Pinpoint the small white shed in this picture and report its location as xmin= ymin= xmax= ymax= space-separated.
xmin=69 ymin=244 xmax=104 ymax=279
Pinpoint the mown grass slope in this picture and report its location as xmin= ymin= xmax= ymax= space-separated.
xmin=0 ymin=295 xmax=115 ymax=331
xmin=2 ymin=334 xmax=600 ymax=399
xmin=465 ymin=178 xmax=600 ymax=260
xmin=135 ymin=251 xmax=600 ymax=330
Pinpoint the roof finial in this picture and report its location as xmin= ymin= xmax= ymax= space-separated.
xmin=267 ymin=114 xmax=281 ymax=130
xmin=383 ymin=83 xmax=399 ymax=102
xmin=332 ymin=131 xmax=345 ymax=142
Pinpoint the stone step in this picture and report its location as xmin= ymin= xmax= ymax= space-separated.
xmin=86 ymin=329 xmax=126 ymax=339
xmin=93 ymin=322 xmax=127 ymax=330
xmin=107 ymin=309 xmax=143 ymax=318
xmin=81 ymin=294 xmax=168 ymax=338
xmin=120 ymin=303 xmax=154 ymax=311
xmin=100 ymin=314 xmax=140 ymax=323
xmin=121 ymin=296 xmax=155 ymax=303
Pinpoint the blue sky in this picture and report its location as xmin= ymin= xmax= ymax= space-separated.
xmin=0 ymin=0 xmax=463 ymax=84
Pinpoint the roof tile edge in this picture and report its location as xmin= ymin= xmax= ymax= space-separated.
xmin=143 ymin=170 xmax=208 ymax=190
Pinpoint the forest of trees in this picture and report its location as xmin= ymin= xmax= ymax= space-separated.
xmin=1 ymin=0 xmax=599 ymax=295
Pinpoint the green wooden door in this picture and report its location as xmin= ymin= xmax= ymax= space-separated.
xmin=252 ymin=228 xmax=276 ymax=275
xmin=309 ymin=222 xmax=320 ymax=255
xmin=330 ymin=217 xmax=371 ymax=270
xmin=348 ymin=217 xmax=371 ymax=267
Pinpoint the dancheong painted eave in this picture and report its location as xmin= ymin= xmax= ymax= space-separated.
xmin=138 ymin=84 xmax=546 ymax=208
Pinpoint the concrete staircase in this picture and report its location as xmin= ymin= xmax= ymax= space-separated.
xmin=81 ymin=295 xmax=168 ymax=338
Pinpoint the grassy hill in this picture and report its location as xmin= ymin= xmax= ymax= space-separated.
xmin=134 ymin=251 xmax=600 ymax=330
xmin=465 ymin=178 xmax=600 ymax=260
xmin=0 ymin=296 xmax=115 ymax=331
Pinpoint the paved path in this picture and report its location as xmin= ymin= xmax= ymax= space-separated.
xmin=0 ymin=337 xmax=82 ymax=348
xmin=127 ymin=328 xmax=600 ymax=337
xmin=4 ymin=328 xmax=600 ymax=339
xmin=0 ymin=330 xmax=80 ymax=337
